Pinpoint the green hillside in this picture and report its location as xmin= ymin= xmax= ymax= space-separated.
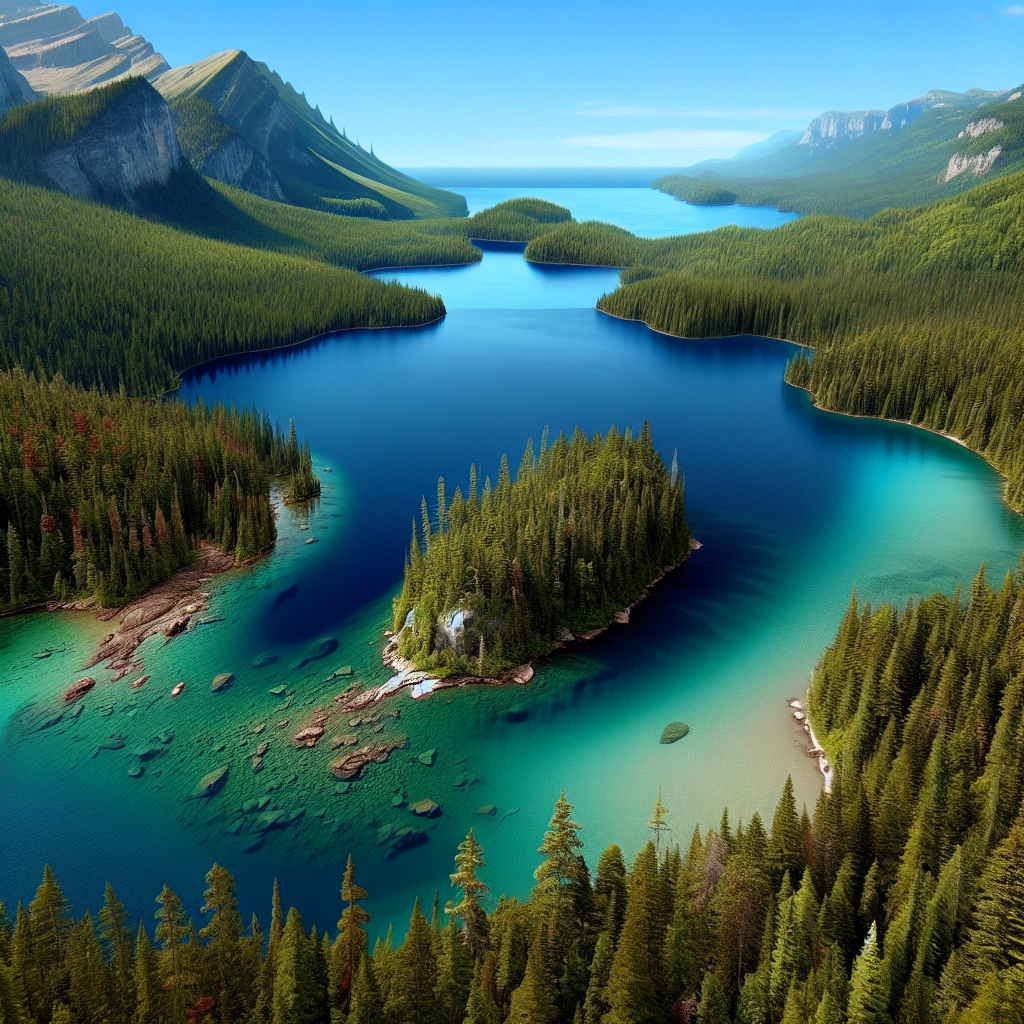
xmin=153 ymin=49 xmax=467 ymax=219
xmin=0 ymin=178 xmax=446 ymax=395
xmin=524 ymin=172 xmax=1024 ymax=511
xmin=654 ymin=87 xmax=1024 ymax=217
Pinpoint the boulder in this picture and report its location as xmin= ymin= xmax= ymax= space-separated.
xmin=133 ymin=741 xmax=164 ymax=762
xmin=193 ymin=765 xmax=230 ymax=798
xmin=660 ymin=722 xmax=690 ymax=744
xmin=127 ymin=765 xmax=144 ymax=778
xmin=269 ymin=685 xmax=288 ymax=696
xmin=63 ymin=677 xmax=96 ymax=702
xmin=327 ymin=665 xmax=354 ymax=679
xmin=418 ymin=748 xmax=437 ymax=766
xmin=255 ymin=742 xmax=270 ymax=757
xmin=332 ymin=733 xmax=359 ymax=749
xmin=409 ymin=799 xmax=441 ymax=818
xmin=385 ymin=828 xmax=428 ymax=859
xmin=477 ymin=804 xmax=497 ymax=817
xmin=252 ymin=652 xmax=278 ymax=669
xmin=211 ymin=673 xmax=234 ymax=693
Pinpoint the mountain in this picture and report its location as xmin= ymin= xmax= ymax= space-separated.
xmin=0 ymin=1 xmax=168 ymax=92
xmin=0 ymin=33 xmax=35 ymax=113
xmin=153 ymin=49 xmax=466 ymax=218
xmin=655 ymin=85 xmax=1023 ymax=216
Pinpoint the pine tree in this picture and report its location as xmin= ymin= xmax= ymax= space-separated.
xmin=200 ymin=863 xmax=244 ymax=1024
xmin=271 ymin=907 xmax=307 ymax=1024
xmin=66 ymin=912 xmax=107 ymax=1024
xmin=847 ymin=924 xmax=890 ymax=1024
xmin=335 ymin=855 xmax=371 ymax=1014
xmin=506 ymin=924 xmax=556 ymax=1024
xmin=648 ymin=789 xmax=672 ymax=856
xmin=386 ymin=898 xmax=441 ymax=1024
xmin=347 ymin=958 xmax=383 ymax=1024
xmin=695 ymin=971 xmax=730 ymax=1024
xmin=581 ymin=930 xmax=613 ymax=1024
xmin=768 ymin=778 xmax=804 ymax=885
xmin=98 ymin=883 xmax=135 ymax=1024
xmin=436 ymin=915 xmax=473 ymax=1024
xmin=463 ymin=961 xmax=500 ymax=1024
xmin=593 ymin=846 xmax=627 ymax=943
xmin=133 ymin=921 xmax=163 ymax=1024
xmin=449 ymin=830 xmax=490 ymax=960
xmin=153 ymin=885 xmax=191 ymax=1023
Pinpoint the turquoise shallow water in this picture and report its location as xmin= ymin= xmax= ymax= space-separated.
xmin=1 ymin=193 xmax=1020 ymax=939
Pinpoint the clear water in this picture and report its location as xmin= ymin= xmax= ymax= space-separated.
xmin=2 ymin=194 xmax=1019 ymax=941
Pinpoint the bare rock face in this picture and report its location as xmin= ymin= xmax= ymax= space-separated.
xmin=0 ymin=2 xmax=168 ymax=94
xmin=39 ymin=81 xmax=184 ymax=206
xmin=193 ymin=131 xmax=286 ymax=201
xmin=0 ymin=41 xmax=37 ymax=115
xmin=944 ymin=146 xmax=1003 ymax=182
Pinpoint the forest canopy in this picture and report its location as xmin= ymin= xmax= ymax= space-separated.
xmin=392 ymin=424 xmax=690 ymax=676
xmin=0 ymin=369 xmax=317 ymax=611
xmin=523 ymin=171 xmax=1024 ymax=511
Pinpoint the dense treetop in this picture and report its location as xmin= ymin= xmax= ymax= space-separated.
xmin=523 ymin=172 xmax=1024 ymax=511
xmin=0 ymin=369 xmax=317 ymax=611
xmin=393 ymin=425 xmax=690 ymax=676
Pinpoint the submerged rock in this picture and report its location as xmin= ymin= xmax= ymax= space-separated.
xmin=269 ymin=685 xmax=288 ymax=697
xmin=505 ymin=705 xmax=529 ymax=723
xmin=418 ymin=749 xmax=437 ymax=766
xmin=193 ymin=765 xmax=230 ymax=798
xmin=252 ymin=652 xmax=278 ymax=669
xmin=94 ymin=734 xmax=125 ymax=754
xmin=477 ymin=804 xmax=497 ymax=817
xmin=660 ymin=722 xmax=690 ymax=744
xmin=386 ymin=827 xmax=428 ymax=859
xmin=332 ymin=734 xmax=359 ymax=749
xmin=63 ymin=677 xmax=96 ymax=702
xmin=327 ymin=665 xmax=354 ymax=680
xmin=290 ymin=637 xmax=338 ymax=670
xmin=409 ymin=799 xmax=441 ymax=818
xmin=133 ymin=741 xmax=164 ymax=762
xmin=127 ymin=765 xmax=144 ymax=778
xmin=210 ymin=673 xmax=234 ymax=693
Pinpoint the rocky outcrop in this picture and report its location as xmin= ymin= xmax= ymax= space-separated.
xmin=0 ymin=41 xmax=36 ymax=114
xmin=191 ymin=131 xmax=285 ymax=201
xmin=798 ymin=87 xmax=1010 ymax=155
xmin=958 ymin=118 xmax=1004 ymax=139
xmin=39 ymin=78 xmax=183 ymax=206
xmin=944 ymin=146 xmax=1002 ymax=182
xmin=0 ymin=3 xmax=168 ymax=94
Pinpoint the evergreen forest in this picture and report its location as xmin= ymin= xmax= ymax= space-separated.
xmin=1 ymin=564 xmax=1020 ymax=1024
xmin=0 ymin=369 xmax=318 ymax=612
xmin=523 ymin=171 xmax=1024 ymax=511
xmin=393 ymin=426 xmax=690 ymax=676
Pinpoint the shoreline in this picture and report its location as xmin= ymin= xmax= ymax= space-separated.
xmin=786 ymin=694 xmax=833 ymax=793
xmin=361 ymin=538 xmax=704 ymax=709
xmin=595 ymin=307 xmax=1016 ymax=510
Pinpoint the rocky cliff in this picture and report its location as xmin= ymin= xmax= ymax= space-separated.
xmin=0 ymin=32 xmax=35 ymax=114
xmin=0 ymin=1 xmax=168 ymax=93
xmin=798 ymin=87 xmax=1008 ymax=154
xmin=3 ymin=76 xmax=185 ymax=207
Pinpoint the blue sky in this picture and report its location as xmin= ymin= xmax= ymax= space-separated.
xmin=77 ymin=0 xmax=1024 ymax=167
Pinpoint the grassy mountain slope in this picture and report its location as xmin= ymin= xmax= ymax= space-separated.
xmin=655 ymin=87 xmax=1023 ymax=216
xmin=153 ymin=49 xmax=467 ymax=219
xmin=524 ymin=172 xmax=1024 ymax=510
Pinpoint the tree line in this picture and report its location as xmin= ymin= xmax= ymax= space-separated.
xmin=0 ymin=368 xmax=318 ymax=612
xmin=1 ymin=563 xmax=1020 ymax=1024
xmin=523 ymin=171 xmax=1024 ymax=511
xmin=392 ymin=424 xmax=690 ymax=676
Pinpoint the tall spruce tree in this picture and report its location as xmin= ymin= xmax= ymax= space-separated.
xmin=449 ymin=830 xmax=491 ymax=960
xmin=385 ymin=898 xmax=441 ymax=1024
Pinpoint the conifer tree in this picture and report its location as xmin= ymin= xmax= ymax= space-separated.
xmin=347 ymin=958 xmax=383 ymax=1024
xmin=271 ymin=907 xmax=307 ymax=1024
xmin=66 ymin=912 xmax=107 ymax=1024
xmin=847 ymin=924 xmax=891 ymax=1024
xmin=99 ymin=883 xmax=135 ymax=1024
xmin=593 ymin=846 xmax=627 ymax=943
xmin=154 ymin=885 xmax=190 ymax=1024
xmin=695 ymin=971 xmax=730 ymax=1024
xmin=768 ymin=778 xmax=804 ymax=885
xmin=335 ymin=855 xmax=371 ymax=1014
xmin=449 ymin=830 xmax=490 ymax=959
xmin=463 ymin=961 xmax=500 ymax=1024
xmin=132 ymin=921 xmax=162 ymax=1024
xmin=386 ymin=898 xmax=441 ymax=1024
xmin=200 ymin=863 xmax=244 ymax=1024
xmin=581 ymin=930 xmax=613 ymax=1024
xmin=506 ymin=924 xmax=557 ymax=1024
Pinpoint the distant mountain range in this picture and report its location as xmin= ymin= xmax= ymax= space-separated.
xmin=0 ymin=1 xmax=465 ymax=218
xmin=655 ymin=85 xmax=1023 ymax=216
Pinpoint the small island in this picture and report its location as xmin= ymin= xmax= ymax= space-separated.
xmin=390 ymin=423 xmax=691 ymax=678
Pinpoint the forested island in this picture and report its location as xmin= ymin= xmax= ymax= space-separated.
xmin=0 ymin=369 xmax=318 ymax=612
xmin=1 ymin=563 xmax=1019 ymax=1024
xmin=391 ymin=425 xmax=690 ymax=677
xmin=523 ymin=171 xmax=1024 ymax=512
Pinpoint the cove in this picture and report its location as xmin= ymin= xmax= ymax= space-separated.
xmin=1 ymin=193 xmax=1020 ymax=941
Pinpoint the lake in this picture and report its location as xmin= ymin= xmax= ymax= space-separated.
xmin=1 ymin=187 xmax=1019 ymax=938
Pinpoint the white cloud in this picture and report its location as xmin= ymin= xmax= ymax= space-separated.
xmin=562 ymin=128 xmax=769 ymax=151
xmin=1001 ymin=4 xmax=1024 ymax=14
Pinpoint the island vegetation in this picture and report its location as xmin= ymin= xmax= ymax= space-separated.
xmin=523 ymin=171 xmax=1024 ymax=511
xmin=392 ymin=425 xmax=690 ymax=676
xmin=0 ymin=368 xmax=317 ymax=612
xmin=663 ymin=180 xmax=737 ymax=206
xmin=1 ymin=563 xmax=1019 ymax=1023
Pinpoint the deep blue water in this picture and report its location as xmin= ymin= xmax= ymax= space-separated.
xmin=2 ymin=195 xmax=1020 ymax=939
